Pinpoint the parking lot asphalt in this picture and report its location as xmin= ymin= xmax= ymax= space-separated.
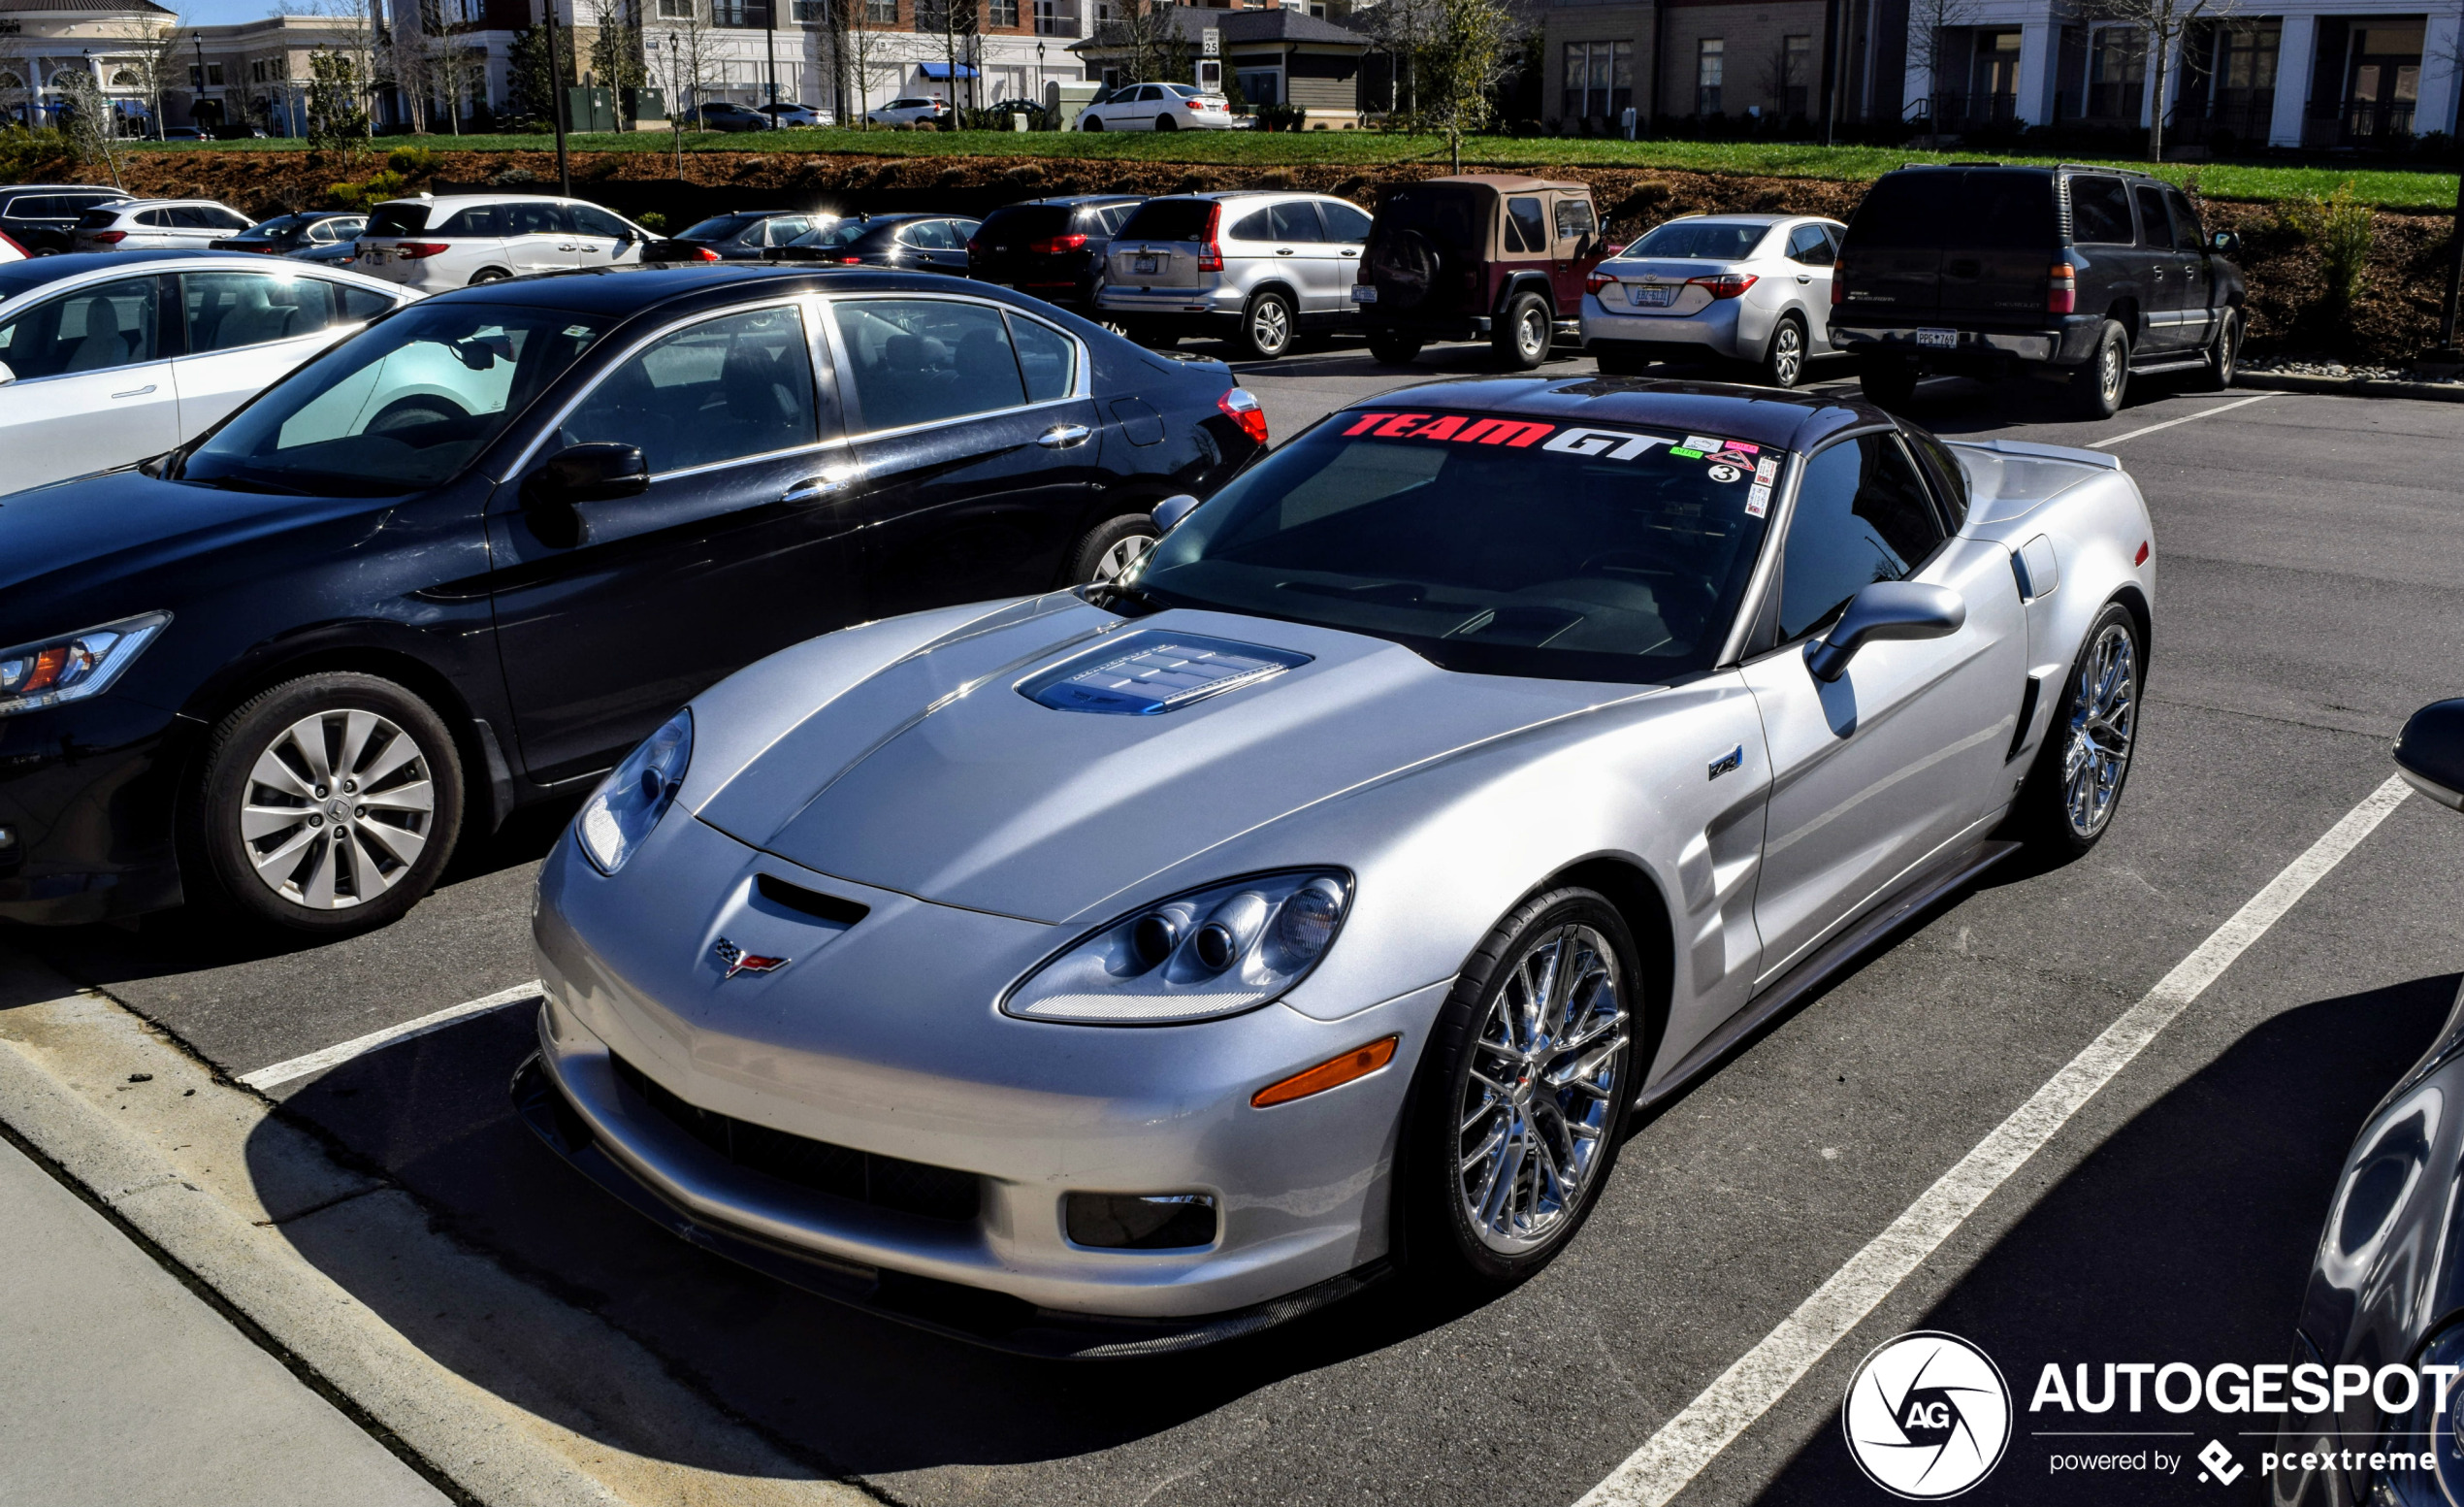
xmin=9 ymin=343 xmax=2463 ymax=1507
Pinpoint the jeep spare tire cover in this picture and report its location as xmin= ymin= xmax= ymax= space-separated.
xmin=1368 ymin=229 xmax=1442 ymax=311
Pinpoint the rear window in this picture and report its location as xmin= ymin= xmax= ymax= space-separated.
xmin=365 ymin=204 xmax=432 ymax=237
xmin=979 ymin=205 xmax=1074 ymax=240
xmin=1627 ymin=221 xmax=1768 ymax=260
xmin=1116 ymin=198 xmax=1217 ymax=244
xmin=1846 ymin=170 xmax=2057 ymax=251
xmin=1372 ymin=183 xmax=1487 ymax=258
xmin=77 ymin=209 xmax=123 ymax=229
xmin=678 ymin=214 xmax=759 ymax=241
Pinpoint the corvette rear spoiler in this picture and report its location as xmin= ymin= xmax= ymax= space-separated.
xmin=1943 ymin=438 xmax=2122 ymax=471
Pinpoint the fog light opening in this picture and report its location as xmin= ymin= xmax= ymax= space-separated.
xmin=1064 ymin=1191 xmax=1218 ymax=1251
xmin=1251 ymin=1035 xmax=1402 ymax=1108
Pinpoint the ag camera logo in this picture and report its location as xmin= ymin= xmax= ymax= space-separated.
xmin=1842 ymin=1331 xmax=2013 ymax=1498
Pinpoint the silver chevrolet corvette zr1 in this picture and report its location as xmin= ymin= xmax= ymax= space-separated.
xmin=515 ymin=375 xmax=2156 ymax=1357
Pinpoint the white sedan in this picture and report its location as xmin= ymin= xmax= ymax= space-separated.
xmin=866 ymin=96 xmax=950 ymax=126
xmin=0 ymin=251 xmax=414 ymax=495
xmin=1581 ymin=213 xmax=1846 ymax=389
xmin=757 ymin=102 xmax=833 ymax=128
xmin=1077 ymin=82 xmax=1236 ymax=131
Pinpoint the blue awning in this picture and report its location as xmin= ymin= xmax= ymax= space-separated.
xmin=918 ymin=62 xmax=979 ymax=80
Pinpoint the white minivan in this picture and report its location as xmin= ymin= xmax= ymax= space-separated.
xmin=352 ymin=194 xmax=655 ymax=290
xmin=0 ymin=252 xmax=413 ymax=494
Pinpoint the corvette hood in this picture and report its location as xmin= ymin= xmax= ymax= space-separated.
xmin=694 ymin=603 xmax=1639 ymax=924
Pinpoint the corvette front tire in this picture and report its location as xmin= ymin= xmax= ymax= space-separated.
xmin=1400 ymin=887 xmax=1640 ymax=1290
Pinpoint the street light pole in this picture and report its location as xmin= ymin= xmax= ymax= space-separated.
xmin=543 ymin=0 xmax=572 ymax=194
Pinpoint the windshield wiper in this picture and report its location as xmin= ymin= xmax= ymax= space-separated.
xmin=1080 ymin=579 xmax=1167 ymax=616
xmin=187 ymin=471 xmax=308 ymax=496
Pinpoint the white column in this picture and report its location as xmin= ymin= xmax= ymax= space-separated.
xmin=2017 ymin=17 xmax=2057 ymax=123
xmin=2267 ymin=12 xmax=2314 ymax=147
xmin=2144 ymin=24 xmax=2180 ymax=127
xmin=2418 ymin=9 xmax=2462 ymax=138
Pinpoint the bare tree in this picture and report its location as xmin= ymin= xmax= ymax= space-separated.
xmin=113 ymin=16 xmax=186 ymax=139
xmin=57 ymin=69 xmax=126 ymax=185
xmin=647 ymin=0 xmax=717 ymax=170
xmin=839 ymin=0 xmax=896 ymax=125
xmin=2076 ymin=0 xmax=2237 ymax=159
xmin=1419 ymin=0 xmax=1512 ymax=169
xmin=588 ymin=0 xmax=648 ymax=99
xmin=1360 ymin=0 xmax=1439 ymax=117
xmin=421 ymin=0 xmax=487 ymax=132
xmin=1902 ymin=0 xmax=1982 ymax=131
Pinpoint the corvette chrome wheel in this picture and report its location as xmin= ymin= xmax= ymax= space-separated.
xmin=2061 ymin=622 xmax=2137 ymax=839
xmin=1456 ymin=922 xmax=1629 ymax=1256
xmin=240 ymin=708 xmax=438 ymax=909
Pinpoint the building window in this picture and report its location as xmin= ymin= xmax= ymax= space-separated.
xmin=657 ymin=0 xmax=694 ymax=17
xmin=1780 ymin=33 xmax=1809 ymax=115
xmin=711 ymin=0 xmax=750 ymax=23
xmin=1695 ymin=37 xmax=1722 ymax=115
xmin=866 ymin=0 xmax=896 ymax=22
xmin=1033 ymin=0 xmax=1074 ymax=35
xmin=792 ymin=0 xmax=822 ymax=18
xmin=989 ymin=0 xmax=1018 ymax=25
xmin=1239 ymin=67 xmax=1280 ymax=104
xmin=1559 ymin=39 xmax=1631 ymax=120
xmin=2086 ymin=25 xmax=2144 ymax=120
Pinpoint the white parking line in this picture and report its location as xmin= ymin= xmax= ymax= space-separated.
xmin=2090 ymin=391 xmax=2279 ymax=448
xmin=1572 ymin=772 xmax=2414 ymax=1507
xmin=238 ymin=981 xmax=545 ymax=1092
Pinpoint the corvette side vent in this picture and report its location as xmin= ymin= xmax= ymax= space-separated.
xmin=1019 ymin=630 xmax=1312 ymax=716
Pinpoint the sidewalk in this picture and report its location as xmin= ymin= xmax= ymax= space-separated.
xmin=0 ymin=1131 xmax=449 ymax=1507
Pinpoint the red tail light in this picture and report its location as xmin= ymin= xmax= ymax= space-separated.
xmin=1831 ymin=262 xmax=1846 ymax=306
xmin=1027 ymin=233 xmax=1089 ymax=255
xmin=839 ymin=255 xmax=863 ymax=264
xmin=88 ymin=230 xmax=127 ymax=245
xmin=2047 ymin=262 xmax=2077 ymax=315
xmin=1217 ymin=386 xmax=1268 ymax=446
xmin=1686 ymin=272 xmax=1757 ymax=299
xmin=1197 ymin=202 xmax=1224 ymax=273
xmin=395 ymin=242 xmax=449 ymax=259
xmin=690 ymin=246 xmax=720 ymax=262
xmin=967 ymin=236 xmax=982 ymax=257
xmin=1584 ymin=271 xmax=1619 ymax=296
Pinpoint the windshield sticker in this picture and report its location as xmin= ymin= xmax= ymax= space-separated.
xmin=1706 ymin=463 xmax=1743 ymax=483
xmin=1682 ymin=434 xmax=1724 ymax=453
xmin=1745 ymin=483 xmax=1771 ymax=517
xmin=1669 ymin=447 xmax=1705 ymax=459
xmin=1754 ymin=456 xmax=1780 ymax=484
xmin=1340 ymin=411 xmax=1555 ymax=447
xmin=1542 ymin=426 xmax=1676 ymax=461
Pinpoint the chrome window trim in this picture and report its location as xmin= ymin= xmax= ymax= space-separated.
xmin=504 ymin=294 xmax=824 ymax=478
xmin=816 ymin=289 xmax=1094 ymax=443
xmin=642 ymin=434 xmax=851 ymax=486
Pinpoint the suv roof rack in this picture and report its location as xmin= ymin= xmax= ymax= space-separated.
xmin=2057 ymin=161 xmax=2156 ymax=176
xmin=1948 ymin=159 xmax=2003 ymax=166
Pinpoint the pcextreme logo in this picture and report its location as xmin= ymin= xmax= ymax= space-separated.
xmin=1842 ymin=1331 xmax=2014 ymax=1499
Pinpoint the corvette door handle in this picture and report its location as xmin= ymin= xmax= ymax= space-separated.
xmin=780 ymin=474 xmax=850 ymax=504
xmin=1039 ymin=423 xmax=1093 ymax=448
xmin=1797 ymin=274 xmax=1812 ymax=283
xmin=112 ymin=383 xmax=157 ymax=400
xmin=1342 ymin=248 xmax=1359 ymax=257
xmin=1275 ymin=247 xmax=1294 ymax=255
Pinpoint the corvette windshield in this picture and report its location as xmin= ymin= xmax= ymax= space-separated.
xmin=1130 ymin=410 xmax=1779 ymax=680
xmin=179 ymin=302 xmax=606 ymax=497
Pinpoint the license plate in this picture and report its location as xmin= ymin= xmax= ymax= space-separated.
xmin=1915 ymin=327 xmax=1958 ymax=348
xmin=1629 ymin=284 xmax=1674 ymax=308
xmin=1133 ymin=255 xmax=1159 ymax=276
xmin=1350 ymin=285 xmax=1377 ymax=304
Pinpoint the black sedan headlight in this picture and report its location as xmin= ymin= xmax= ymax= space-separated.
xmin=1003 ymin=870 xmax=1351 ymax=1025
xmin=574 ymin=710 xmax=692 ymax=874
xmin=0 ymin=612 xmax=169 ymax=718
xmin=2370 ymin=1326 xmax=2464 ymax=1504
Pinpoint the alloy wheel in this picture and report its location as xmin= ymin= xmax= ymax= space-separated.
xmin=1456 ymin=923 xmax=1629 ymax=1255
xmin=1517 ymin=308 xmax=1547 ymax=362
xmin=2061 ymin=623 xmax=2137 ymax=839
xmin=1769 ymin=322 xmax=1803 ymax=386
xmin=1092 ymin=532 xmax=1154 ymax=582
xmin=239 ymin=708 xmax=438 ymax=909
xmin=2099 ymin=339 xmax=2125 ymax=405
xmin=1249 ymin=297 xmax=1291 ymax=355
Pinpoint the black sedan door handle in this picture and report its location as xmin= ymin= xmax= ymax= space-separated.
xmin=781 ymin=474 xmax=850 ymax=504
xmin=1038 ymin=424 xmax=1093 ymax=449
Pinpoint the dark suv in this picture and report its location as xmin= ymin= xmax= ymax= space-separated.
xmin=1353 ymin=174 xmax=1610 ymax=370
xmin=0 ymin=184 xmax=132 ymax=254
xmin=967 ymin=194 xmax=1144 ymax=311
xmin=1830 ymin=164 xmax=2245 ymax=418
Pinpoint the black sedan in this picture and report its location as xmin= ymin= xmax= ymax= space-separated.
xmin=697 ymin=101 xmax=773 ymax=132
xmin=209 ymin=210 xmax=370 ymax=258
xmin=767 ymin=213 xmax=979 ymax=276
xmin=642 ymin=209 xmax=832 ymax=264
xmin=967 ymin=194 xmax=1143 ymax=311
xmin=0 ymin=265 xmax=1268 ymax=935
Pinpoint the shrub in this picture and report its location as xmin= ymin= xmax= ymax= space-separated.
xmin=386 ymin=145 xmax=442 ymax=177
xmin=2282 ymin=180 xmax=2374 ymax=312
xmin=637 ymin=210 xmax=666 ymax=232
xmin=324 ymin=169 xmax=408 ymax=210
xmin=1253 ymin=103 xmax=1304 ymax=133
xmin=0 ymin=125 xmax=74 ymax=184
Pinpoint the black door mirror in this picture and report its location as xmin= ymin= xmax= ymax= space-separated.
xmin=525 ymin=442 xmax=649 ymax=508
xmin=2395 ymin=700 xmax=2464 ymax=809
xmin=1804 ymin=581 xmax=1966 ymax=681
xmin=2210 ymin=230 xmax=2242 ymax=257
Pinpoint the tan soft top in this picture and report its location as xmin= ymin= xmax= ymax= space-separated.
xmin=1428 ymin=173 xmax=1589 ymax=195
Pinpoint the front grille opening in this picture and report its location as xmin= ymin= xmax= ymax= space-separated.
xmin=609 ymin=1054 xmax=979 ymax=1224
xmin=755 ymin=873 xmax=870 ymax=926
xmin=1064 ymin=1191 xmax=1218 ymax=1250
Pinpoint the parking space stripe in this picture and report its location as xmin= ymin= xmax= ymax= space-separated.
xmin=1572 ymin=773 xmax=2414 ymax=1507
xmin=2089 ymin=391 xmax=2279 ymax=448
xmin=237 ymin=981 xmax=545 ymax=1092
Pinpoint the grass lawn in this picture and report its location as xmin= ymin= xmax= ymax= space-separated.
xmin=117 ymin=128 xmax=2461 ymax=211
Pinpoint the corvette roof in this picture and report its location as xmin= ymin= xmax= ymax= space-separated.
xmin=1333 ymin=376 xmax=1884 ymax=452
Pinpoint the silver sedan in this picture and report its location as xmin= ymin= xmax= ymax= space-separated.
xmin=517 ymin=377 xmax=2156 ymax=1356
xmin=1583 ymin=213 xmax=1846 ymax=388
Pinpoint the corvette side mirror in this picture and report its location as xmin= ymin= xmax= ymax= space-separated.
xmin=2395 ymin=700 xmax=2464 ymax=809
xmin=1151 ymin=493 xmax=1202 ymax=533
xmin=1803 ymin=581 xmax=1965 ymax=682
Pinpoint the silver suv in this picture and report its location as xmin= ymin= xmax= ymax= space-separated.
xmin=1095 ymin=191 xmax=1375 ymax=360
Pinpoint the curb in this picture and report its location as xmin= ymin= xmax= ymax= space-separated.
xmin=2235 ymin=371 xmax=2464 ymax=403
xmin=0 ymin=950 xmax=877 ymax=1507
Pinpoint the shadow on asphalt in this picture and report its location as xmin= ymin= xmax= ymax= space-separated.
xmin=255 ymin=1002 xmax=1485 ymax=1480
xmin=1753 ymin=972 xmax=2456 ymax=1506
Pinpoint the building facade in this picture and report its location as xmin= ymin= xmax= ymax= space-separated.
xmin=1908 ymin=1 xmax=2461 ymax=147
xmin=1070 ymin=3 xmax=1370 ymax=120
xmin=1540 ymin=0 xmax=1904 ymax=130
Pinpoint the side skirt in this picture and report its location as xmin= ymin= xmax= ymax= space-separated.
xmin=1634 ymin=836 xmax=2022 ymax=1114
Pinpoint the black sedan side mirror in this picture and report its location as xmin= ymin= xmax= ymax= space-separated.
xmin=2210 ymin=230 xmax=2242 ymax=257
xmin=2395 ymin=700 xmax=2464 ymax=809
xmin=525 ymin=442 xmax=649 ymax=508
xmin=1804 ymin=581 xmax=1966 ymax=681
xmin=1151 ymin=493 xmax=1202 ymax=533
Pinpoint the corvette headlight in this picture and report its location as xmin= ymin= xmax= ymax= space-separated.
xmin=1003 ymin=870 xmax=1351 ymax=1025
xmin=0 ymin=612 xmax=170 ymax=718
xmin=575 ymin=709 xmax=691 ymax=874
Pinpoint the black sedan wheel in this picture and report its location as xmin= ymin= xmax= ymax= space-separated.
xmin=194 ymin=672 xmax=465 ymax=934
xmin=1402 ymin=887 xmax=1639 ymax=1290
xmin=1069 ymin=513 xmax=1160 ymax=584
